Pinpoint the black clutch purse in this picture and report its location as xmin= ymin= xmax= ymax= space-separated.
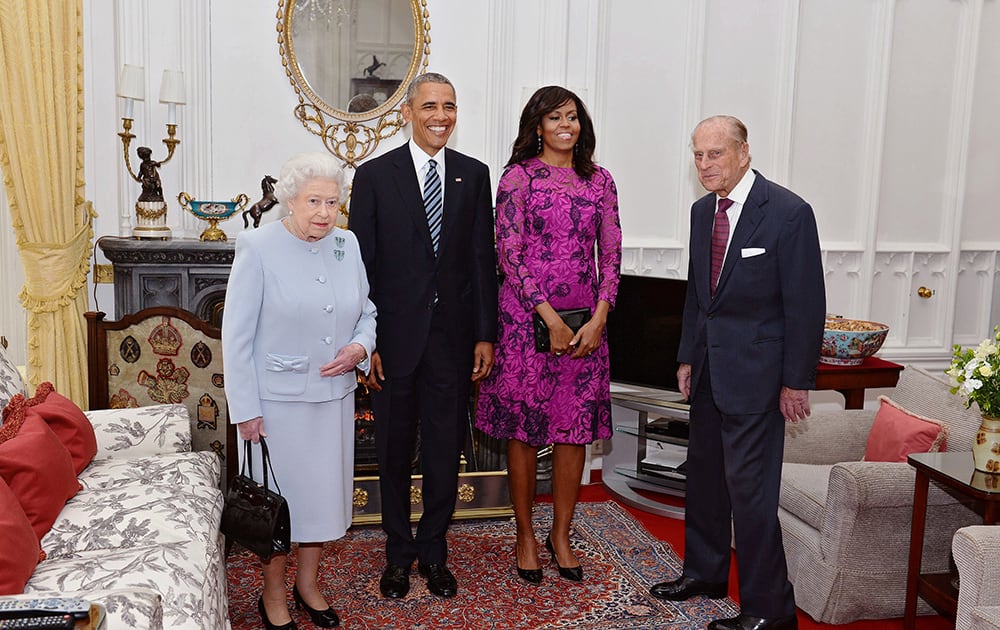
xmin=532 ymin=308 xmax=592 ymax=353
xmin=220 ymin=436 xmax=291 ymax=560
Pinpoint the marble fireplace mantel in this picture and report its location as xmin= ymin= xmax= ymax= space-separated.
xmin=97 ymin=236 xmax=234 ymax=325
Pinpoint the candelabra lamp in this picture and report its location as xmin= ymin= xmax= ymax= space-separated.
xmin=117 ymin=65 xmax=186 ymax=240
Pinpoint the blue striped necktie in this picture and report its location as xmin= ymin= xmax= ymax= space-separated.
xmin=423 ymin=158 xmax=443 ymax=253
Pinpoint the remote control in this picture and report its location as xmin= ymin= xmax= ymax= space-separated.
xmin=0 ymin=598 xmax=89 ymax=619
xmin=0 ymin=614 xmax=75 ymax=629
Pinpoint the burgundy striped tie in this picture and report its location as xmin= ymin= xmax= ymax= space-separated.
xmin=710 ymin=197 xmax=734 ymax=296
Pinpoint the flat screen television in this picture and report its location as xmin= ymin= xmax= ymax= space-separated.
xmin=606 ymin=275 xmax=688 ymax=392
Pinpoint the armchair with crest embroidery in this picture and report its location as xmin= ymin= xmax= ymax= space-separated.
xmin=85 ymin=307 xmax=237 ymax=487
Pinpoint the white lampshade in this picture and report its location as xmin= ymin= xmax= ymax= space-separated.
xmin=158 ymin=69 xmax=186 ymax=105
xmin=117 ymin=64 xmax=145 ymax=100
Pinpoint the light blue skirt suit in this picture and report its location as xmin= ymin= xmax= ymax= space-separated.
xmin=222 ymin=221 xmax=377 ymax=542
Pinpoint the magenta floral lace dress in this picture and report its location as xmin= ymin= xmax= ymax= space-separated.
xmin=476 ymin=157 xmax=622 ymax=446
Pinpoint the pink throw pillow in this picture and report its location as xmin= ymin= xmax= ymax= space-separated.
xmin=864 ymin=395 xmax=947 ymax=463
xmin=0 ymin=404 xmax=82 ymax=540
xmin=0 ymin=476 xmax=42 ymax=594
xmin=26 ymin=382 xmax=97 ymax=474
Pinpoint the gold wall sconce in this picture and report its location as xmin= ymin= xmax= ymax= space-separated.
xmin=117 ymin=65 xmax=186 ymax=240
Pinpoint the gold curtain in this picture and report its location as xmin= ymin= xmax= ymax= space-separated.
xmin=0 ymin=0 xmax=94 ymax=407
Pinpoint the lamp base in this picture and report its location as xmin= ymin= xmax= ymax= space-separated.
xmin=134 ymin=200 xmax=171 ymax=240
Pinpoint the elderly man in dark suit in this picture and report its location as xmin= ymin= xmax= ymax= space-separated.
xmin=348 ymin=72 xmax=498 ymax=600
xmin=649 ymin=115 xmax=825 ymax=630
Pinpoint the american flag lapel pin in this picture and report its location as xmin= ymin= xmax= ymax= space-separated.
xmin=454 ymin=177 xmax=462 ymax=182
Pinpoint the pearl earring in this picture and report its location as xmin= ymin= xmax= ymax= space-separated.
xmin=537 ymin=135 xmax=542 ymax=153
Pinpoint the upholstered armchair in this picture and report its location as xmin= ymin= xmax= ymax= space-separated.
xmin=85 ymin=307 xmax=237 ymax=486
xmin=954 ymin=525 xmax=1000 ymax=630
xmin=779 ymin=365 xmax=983 ymax=623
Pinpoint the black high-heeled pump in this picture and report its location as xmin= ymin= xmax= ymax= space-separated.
xmin=545 ymin=535 xmax=583 ymax=582
xmin=293 ymin=585 xmax=340 ymax=628
xmin=516 ymin=562 xmax=543 ymax=585
xmin=515 ymin=538 xmax=543 ymax=584
xmin=258 ymin=596 xmax=298 ymax=630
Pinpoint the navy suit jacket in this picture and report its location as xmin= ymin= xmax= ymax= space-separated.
xmin=678 ymin=170 xmax=825 ymax=414
xmin=349 ymin=143 xmax=498 ymax=378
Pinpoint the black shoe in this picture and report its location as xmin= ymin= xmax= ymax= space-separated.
xmin=516 ymin=566 xmax=543 ymax=585
xmin=649 ymin=575 xmax=728 ymax=601
xmin=707 ymin=614 xmax=798 ymax=630
xmin=258 ymin=596 xmax=298 ymax=630
xmin=418 ymin=563 xmax=458 ymax=597
xmin=545 ymin=535 xmax=583 ymax=582
xmin=379 ymin=565 xmax=410 ymax=599
xmin=515 ymin=542 xmax=543 ymax=585
xmin=292 ymin=585 xmax=340 ymax=628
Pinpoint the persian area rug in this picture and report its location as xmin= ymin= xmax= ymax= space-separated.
xmin=226 ymin=501 xmax=738 ymax=629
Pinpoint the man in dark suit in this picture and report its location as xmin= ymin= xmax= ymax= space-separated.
xmin=649 ymin=116 xmax=825 ymax=630
xmin=349 ymin=72 xmax=498 ymax=599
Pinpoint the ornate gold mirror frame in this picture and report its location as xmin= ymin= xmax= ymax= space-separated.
xmin=277 ymin=0 xmax=431 ymax=168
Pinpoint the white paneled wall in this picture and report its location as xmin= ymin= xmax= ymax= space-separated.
xmin=1 ymin=0 xmax=998 ymax=371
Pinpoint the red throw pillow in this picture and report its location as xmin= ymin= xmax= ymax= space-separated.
xmin=0 ymin=476 xmax=42 ymax=595
xmin=26 ymin=382 xmax=97 ymax=474
xmin=0 ymin=405 xmax=81 ymax=540
xmin=864 ymin=395 xmax=948 ymax=462
xmin=0 ymin=394 xmax=29 ymax=442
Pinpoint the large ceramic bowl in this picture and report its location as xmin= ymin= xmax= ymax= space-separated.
xmin=177 ymin=192 xmax=248 ymax=242
xmin=820 ymin=318 xmax=889 ymax=366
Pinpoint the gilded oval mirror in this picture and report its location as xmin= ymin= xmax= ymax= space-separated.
xmin=278 ymin=0 xmax=430 ymax=166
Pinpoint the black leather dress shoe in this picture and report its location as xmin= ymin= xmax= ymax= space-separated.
xmin=649 ymin=575 xmax=728 ymax=601
xmin=707 ymin=614 xmax=798 ymax=630
xmin=418 ymin=563 xmax=458 ymax=598
xmin=379 ymin=565 xmax=410 ymax=599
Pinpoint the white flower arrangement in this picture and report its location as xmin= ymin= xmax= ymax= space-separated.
xmin=947 ymin=325 xmax=1000 ymax=418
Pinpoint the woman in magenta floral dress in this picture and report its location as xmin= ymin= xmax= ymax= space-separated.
xmin=476 ymin=86 xmax=621 ymax=585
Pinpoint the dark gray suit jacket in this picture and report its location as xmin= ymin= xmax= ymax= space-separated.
xmin=678 ymin=170 xmax=825 ymax=414
xmin=349 ymin=143 xmax=498 ymax=378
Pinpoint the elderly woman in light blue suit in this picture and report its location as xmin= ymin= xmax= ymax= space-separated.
xmin=223 ymin=152 xmax=376 ymax=630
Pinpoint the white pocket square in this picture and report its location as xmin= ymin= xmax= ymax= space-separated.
xmin=741 ymin=247 xmax=766 ymax=258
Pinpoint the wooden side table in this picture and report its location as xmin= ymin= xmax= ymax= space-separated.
xmin=815 ymin=357 xmax=904 ymax=409
xmin=903 ymin=452 xmax=1000 ymax=629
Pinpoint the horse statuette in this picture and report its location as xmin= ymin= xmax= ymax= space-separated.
xmin=242 ymin=175 xmax=278 ymax=229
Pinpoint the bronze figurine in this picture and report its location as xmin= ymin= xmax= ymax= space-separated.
xmin=242 ymin=175 xmax=278 ymax=229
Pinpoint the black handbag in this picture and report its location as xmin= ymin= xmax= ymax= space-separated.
xmin=220 ymin=436 xmax=291 ymax=560
xmin=532 ymin=308 xmax=592 ymax=353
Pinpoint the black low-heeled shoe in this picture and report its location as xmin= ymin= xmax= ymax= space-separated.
xmin=545 ymin=535 xmax=583 ymax=582
xmin=292 ymin=586 xmax=340 ymax=628
xmin=258 ymin=596 xmax=298 ymax=630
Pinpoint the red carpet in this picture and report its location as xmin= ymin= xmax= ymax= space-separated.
xmin=562 ymin=476 xmax=954 ymax=630
xmin=227 ymin=501 xmax=739 ymax=629
xmin=225 ymin=475 xmax=954 ymax=629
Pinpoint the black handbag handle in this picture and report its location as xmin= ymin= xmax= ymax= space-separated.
xmin=241 ymin=436 xmax=282 ymax=496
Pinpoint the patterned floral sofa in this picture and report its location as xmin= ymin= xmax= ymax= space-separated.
xmin=0 ymin=342 xmax=229 ymax=629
